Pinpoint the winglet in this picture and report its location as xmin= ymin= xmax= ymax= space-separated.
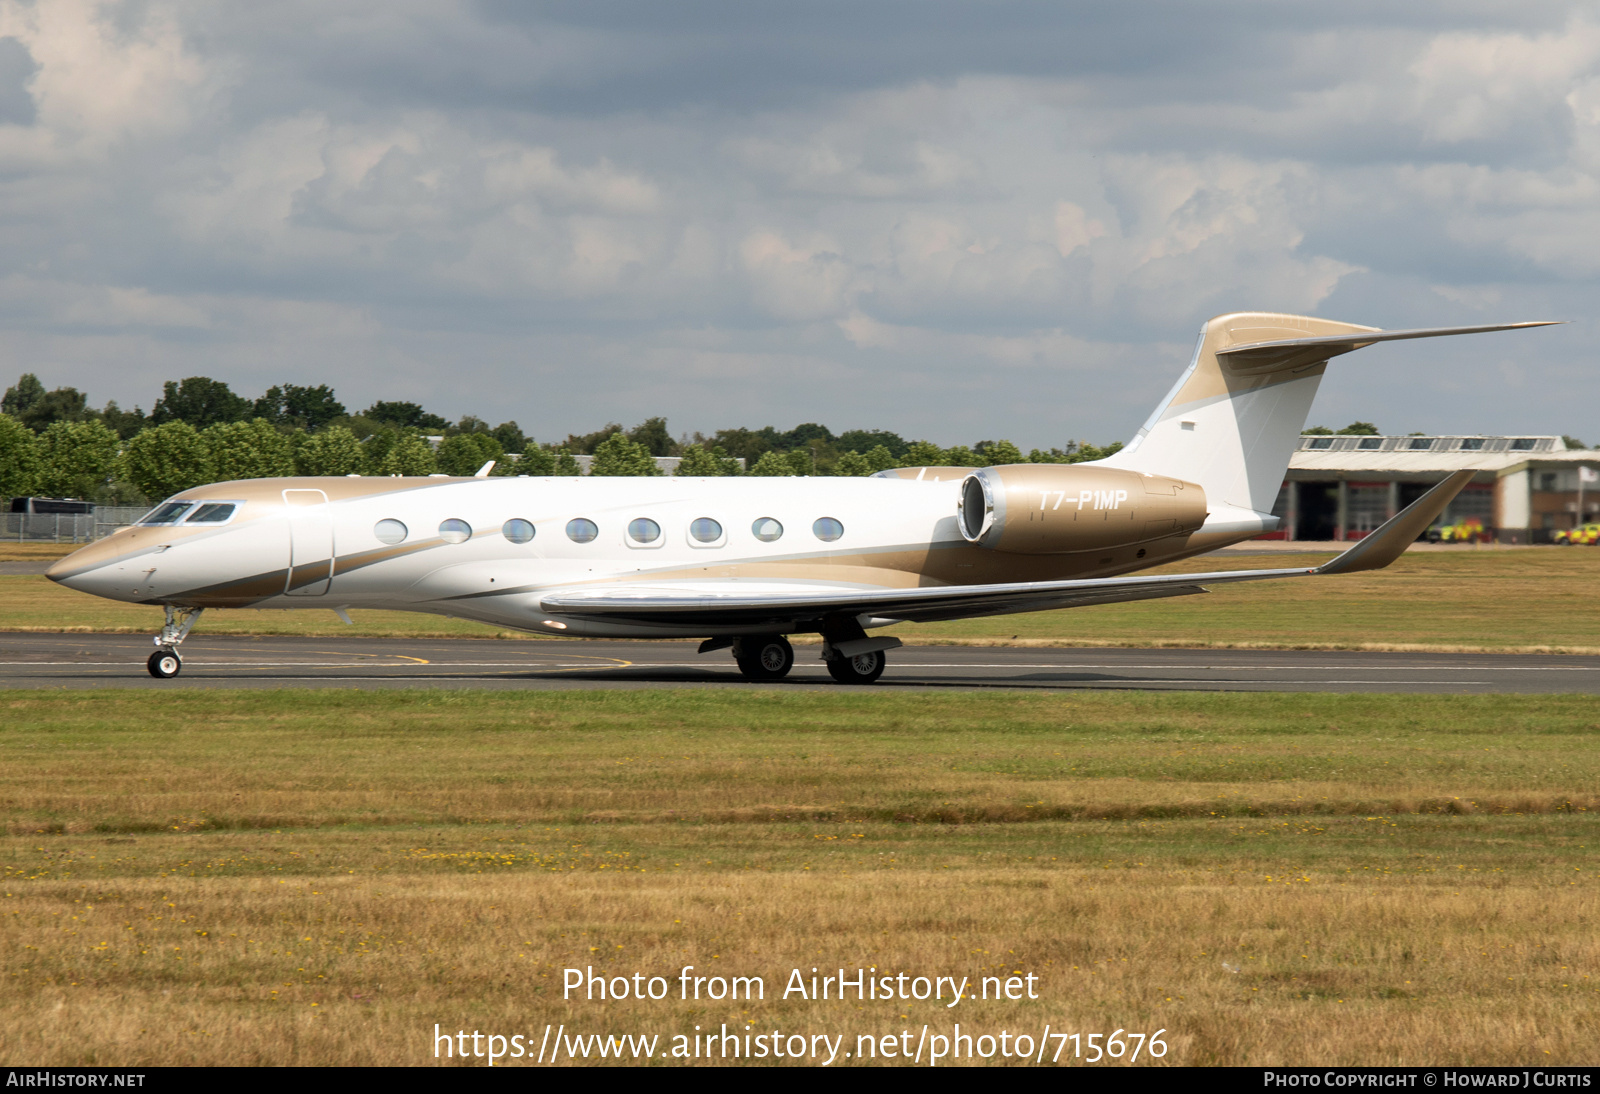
xmin=474 ymin=461 xmax=495 ymax=478
xmin=1316 ymin=470 xmax=1477 ymax=575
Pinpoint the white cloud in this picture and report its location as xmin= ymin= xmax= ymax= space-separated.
xmin=0 ymin=2 xmax=1594 ymax=445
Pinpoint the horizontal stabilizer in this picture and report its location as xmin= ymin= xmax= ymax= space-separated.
xmin=1218 ymin=321 xmax=1559 ymax=375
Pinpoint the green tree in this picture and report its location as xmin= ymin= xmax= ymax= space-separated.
xmin=101 ymin=401 xmax=147 ymax=439
xmin=943 ymin=444 xmax=979 ymax=467
xmin=17 ymin=386 xmax=95 ymax=432
xmin=512 ymin=447 xmax=556 ymax=476
xmin=254 ymin=384 xmax=346 ymax=431
xmin=862 ymin=445 xmax=897 ymax=474
xmin=710 ymin=427 xmax=776 ymax=462
xmin=1563 ymin=435 xmax=1588 ymax=450
xmin=785 ymin=448 xmax=814 ymax=476
xmin=0 ymin=412 xmax=39 ymax=496
xmin=590 ymin=431 xmax=661 ymax=476
xmin=295 ymin=425 xmax=365 ymax=476
xmin=780 ymin=422 xmax=834 ymax=449
xmin=378 ymin=432 xmax=437 ymax=475
xmin=900 ymin=440 xmax=946 ymax=467
xmin=2 ymin=373 xmax=45 ymax=419
xmin=836 ymin=428 xmax=906 ymax=458
xmin=750 ymin=450 xmax=792 ymax=476
xmin=675 ymin=443 xmax=741 ymax=477
xmin=1336 ymin=421 xmax=1379 ymax=436
xmin=151 ymin=377 xmax=251 ymax=429
xmin=978 ymin=439 xmax=1024 ymax=466
xmin=553 ymin=448 xmax=581 ymax=476
xmin=362 ymin=401 xmax=449 ymax=432
xmin=675 ymin=443 xmax=723 ymax=476
xmin=834 ymin=450 xmax=871 ymax=477
xmin=35 ymin=419 xmax=119 ymax=499
xmin=436 ymin=432 xmax=503 ymax=476
xmin=1302 ymin=425 xmax=1334 ymax=436
xmin=563 ymin=422 xmax=625 ymax=455
xmin=491 ymin=421 xmax=528 ymax=454
xmin=118 ymin=421 xmax=213 ymax=499
xmin=627 ymin=417 xmax=674 ymax=457
xmin=203 ymin=419 xmax=296 ymax=481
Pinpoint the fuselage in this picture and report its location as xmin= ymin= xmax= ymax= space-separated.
xmin=47 ymin=472 xmax=1267 ymax=639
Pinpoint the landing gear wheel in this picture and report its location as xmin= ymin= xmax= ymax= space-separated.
xmin=734 ymin=635 xmax=794 ymax=682
xmin=147 ymin=648 xmax=182 ymax=679
xmin=827 ymin=649 xmax=885 ymax=685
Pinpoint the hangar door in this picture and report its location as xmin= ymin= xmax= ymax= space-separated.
xmin=283 ymin=489 xmax=333 ymax=596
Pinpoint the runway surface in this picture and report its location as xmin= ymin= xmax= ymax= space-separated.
xmin=1 ymin=632 xmax=1597 ymax=693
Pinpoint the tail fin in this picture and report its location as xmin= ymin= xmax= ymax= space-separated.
xmin=1100 ymin=312 xmax=1555 ymax=516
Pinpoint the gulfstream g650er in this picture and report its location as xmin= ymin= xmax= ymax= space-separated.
xmin=47 ymin=312 xmax=1553 ymax=681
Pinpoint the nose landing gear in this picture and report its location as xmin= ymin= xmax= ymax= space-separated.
xmin=147 ymin=605 xmax=203 ymax=679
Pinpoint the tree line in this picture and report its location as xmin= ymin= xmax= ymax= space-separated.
xmin=0 ymin=372 xmax=1124 ymax=505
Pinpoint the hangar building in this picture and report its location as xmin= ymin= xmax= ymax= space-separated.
xmin=1267 ymin=435 xmax=1598 ymax=543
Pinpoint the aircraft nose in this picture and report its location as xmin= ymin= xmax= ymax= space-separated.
xmin=45 ymin=537 xmax=132 ymax=594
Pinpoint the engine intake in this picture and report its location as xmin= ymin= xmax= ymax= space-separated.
xmin=957 ymin=464 xmax=1206 ymax=554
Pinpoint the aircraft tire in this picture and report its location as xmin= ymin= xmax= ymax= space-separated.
xmin=147 ymin=649 xmax=182 ymax=679
xmin=826 ymin=649 xmax=886 ymax=685
xmin=734 ymin=636 xmax=794 ymax=682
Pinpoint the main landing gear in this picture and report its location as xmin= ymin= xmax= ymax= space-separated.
xmin=147 ymin=605 xmax=203 ymax=679
xmin=701 ymin=626 xmax=900 ymax=684
xmin=825 ymin=648 xmax=886 ymax=685
xmin=732 ymin=635 xmax=795 ymax=682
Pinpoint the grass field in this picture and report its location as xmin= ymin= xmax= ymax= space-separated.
xmin=4 ymin=547 xmax=1599 ymax=652
xmin=2 ymin=690 xmax=1596 ymax=1066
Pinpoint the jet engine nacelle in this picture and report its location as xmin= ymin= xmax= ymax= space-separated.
xmin=958 ymin=464 xmax=1207 ymax=554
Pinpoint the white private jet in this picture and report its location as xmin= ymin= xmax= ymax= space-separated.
xmin=48 ymin=311 xmax=1553 ymax=681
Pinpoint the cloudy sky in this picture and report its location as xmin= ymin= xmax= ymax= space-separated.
xmin=0 ymin=1 xmax=1596 ymax=447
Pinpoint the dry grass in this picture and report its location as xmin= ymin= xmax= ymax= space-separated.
xmin=7 ymin=547 xmax=1600 ymax=651
xmin=1 ymin=690 xmax=1597 ymax=1066
xmin=0 ymin=542 xmax=79 ymax=561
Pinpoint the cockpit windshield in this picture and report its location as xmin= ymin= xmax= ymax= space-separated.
xmin=139 ymin=501 xmax=195 ymax=525
xmin=185 ymin=503 xmax=237 ymax=523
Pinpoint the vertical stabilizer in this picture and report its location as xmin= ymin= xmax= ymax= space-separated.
xmin=1100 ymin=312 xmax=1379 ymax=515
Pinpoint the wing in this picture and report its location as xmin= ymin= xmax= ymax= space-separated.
xmin=539 ymin=472 xmax=1475 ymax=628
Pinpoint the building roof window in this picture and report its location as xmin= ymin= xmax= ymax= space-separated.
xmin=1358 ymin=437 xmax=1382 ymax=450
xmin=1308 ymin=437 xmax=1333 ymax=449
xmin=1511 ymin=438 xmax=1536 ymax=450
xmin=1459 ymin=438 xmax=1485 ymax=450
xmin=1408 ymin=438 xmax=1433 ymax=450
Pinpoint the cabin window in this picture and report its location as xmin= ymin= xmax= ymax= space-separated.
xmin=812 ymin=517 xmax=844 ymax=542
xmin=139 ymin=502 xmax=194 ymax=525
xmin=374 ymin=519 xmax=407 ymax=545
xmin=566 ymin=518 xmax=599 ymax=544
xmin=628 ymin=518 xmax=662 ymax=545
xmin=439 ymin=518 xmax=472 ymax=544
xmin=185 ymin=502 xmax=237 ymax=523
xmin=502 ymin=518 xmax=535 ymax=544
xmin=751 ymin=517 xmax=783 ymax=543
xmin=689 ymin=517 xmax=723 ymax=544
